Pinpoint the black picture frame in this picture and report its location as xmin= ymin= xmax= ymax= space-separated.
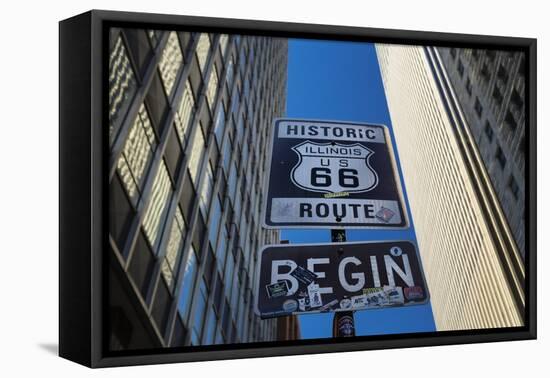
xmin=59 ymin=9 xmax=536 ymax=368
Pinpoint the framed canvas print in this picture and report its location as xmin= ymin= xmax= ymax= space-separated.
xmin=59 ymin=10 xmax=536 ymax=368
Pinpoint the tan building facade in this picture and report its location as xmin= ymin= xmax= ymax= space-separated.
xmin=375 ymin=44 xmax=524 ymax=331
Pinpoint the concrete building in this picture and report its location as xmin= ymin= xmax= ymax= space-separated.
xmin=438 ymin=46 xmax=526 ymax=258
xmin=108 ymin=27 xmax=294 ymax=350
xmin=375 ymin=44 xmax=524 ymax=331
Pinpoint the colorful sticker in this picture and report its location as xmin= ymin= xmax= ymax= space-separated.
xmin=265 ymin=281 xmax=289 ymax=299
xmin=282 ymin=299 xmax=298 ymax=312
xmin=375 ymin=207 xmax=395 ymax=223
xmin=290 ymin=265 xmax=318 ymax=286
xmin=384 ymin=285 xmax=405 ymax=305
xmin=363 ymin=287 xmax=390 ymax=306
xmin=350 ymin=294 xmax=368 ymax=309
xmin=308 ymin=283 xmax=323 ymax=308
xmin=404 ymin=286 xmax=424 ymax=301
xmin=339 ymin=298 xmax=352 ymax=310
xmin=319 ymin=299 xmax=339 ymax=312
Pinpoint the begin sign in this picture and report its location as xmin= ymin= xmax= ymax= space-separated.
xmin=255 ymin=241 xmax=429 ymax=319
xmin=263 ymin=119 xmax=407 ymax=228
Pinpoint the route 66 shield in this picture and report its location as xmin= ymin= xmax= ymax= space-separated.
xmin=290 ymin=141 xmax=378 ymax=193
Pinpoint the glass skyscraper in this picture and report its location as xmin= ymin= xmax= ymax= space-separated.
xmin=107 ymin=27 xmax=296 ymax=350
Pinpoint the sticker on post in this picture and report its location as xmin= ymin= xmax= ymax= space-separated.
xmin=265 ymin=281 xmax=289 ymax=299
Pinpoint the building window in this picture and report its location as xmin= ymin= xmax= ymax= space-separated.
xmin=178 ymin=246 xmax=198 ymax=321
xmin=511 ymin=88 xmax=524 ymax=110
xmin=486 ymin=50 xmax=496 ymax=61
xmin=213 ymin=104 xmax=226 ymax=148
xmin=481 ymin=63 xmax=490 ymax=82
xmin=161 ymin=207 xmax=186 ymax=289
xmin=484 ymin=121 xmax=494 ymax=142
xmin=195 ymin=34 xmax=211 ymax=75
xmin=226 ymin=57 xmax=235 ymax=90
xmin=504 ymin=110 xmax=518 ymax=132
xmin=450 ymin=48 xmax=457 ymax=58
xmin=158 ymin=31 xmax=183 ymax=96
xmin=465 ymin=77 xmax=472 ymax=96
xmin=508 ymin=175 xmax=520 ymax=200
xmin=208 ymin=196 xmax=223 ymax=249
xmin=191 ymin=279 xmax=209 ymax=345
xmin=188 ymin=125 xmax=206 ymax=185
xmin=496 ymin=146 xmax=507 ymax=169
xmin=219 ymin=34 xmax=229 ymax=58
xmin=110 ymin=174 xmax=135 ymax=251
xmin=142 ymin=162 xmax=173 ymax=250
xmin=128 ymin=231 xmax=156 ymax=297
xmin=109 ymin=36 xmax=137 ymax=144
xmin=117 ymin=104 xmax=157 ymax=204
xmin=199 ymin=162 xmax=214 ymax=217
xmin=206 ymin=66 xmax=219 ymax=112
xmin=497 ymin=64 xmax=509 ymax=84
xmin=175 ymin=80 xmax=195 ymax=145
xmin=202 ymin=306 xmax=218 ymax=345
xmin=474 ymin=98 xmax=483 ymax=118
xmin=147 ymin=30 xmax=162 ymax=48
xmin=457 ymin=59 xmax=464 ymax=77
xmin=492 ymin=86 xmax=503 ymax=105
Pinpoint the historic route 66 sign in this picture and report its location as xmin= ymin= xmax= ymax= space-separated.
xmin=291 ymin=141 xmax=378 ymax=194
xmin=263 ymin=118 xmax=408 ymax=228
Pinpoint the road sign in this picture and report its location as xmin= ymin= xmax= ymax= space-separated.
xmin=263 ymin=118 xmax=408 ymax=228
xmin=255 ymin=241 xmax=429 ymax=318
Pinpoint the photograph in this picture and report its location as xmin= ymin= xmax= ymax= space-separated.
xmin=106 ymin=24 xmax=527 ymax=352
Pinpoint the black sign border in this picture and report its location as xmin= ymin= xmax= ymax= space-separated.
xmin=262 ymin=118 xmax=410 ymax=229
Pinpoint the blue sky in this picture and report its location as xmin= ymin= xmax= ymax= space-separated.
xmin=284 ymin=39 xmax=436 ymax=339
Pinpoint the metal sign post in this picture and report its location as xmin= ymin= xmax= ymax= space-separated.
xmin=331 ymin=229 xmax=355 ymax=338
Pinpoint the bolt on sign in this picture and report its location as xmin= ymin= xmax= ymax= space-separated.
xmin=255 ymin=241 xmax=429 ymax=319
xmin=263 ymin=118 xmax=408 ymax=228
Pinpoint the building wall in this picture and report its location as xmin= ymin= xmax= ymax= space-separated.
xmin=438 ymin=47 xmax=526 ymax=258
xmin=108 ymin=28 xmax=288 ymax=349
xmin=375 ymin=44 xmax=523 ymax=331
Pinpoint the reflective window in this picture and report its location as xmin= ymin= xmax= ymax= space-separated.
xmin=161 ymin=207 xmax=186 ymax=288
xmin=219 ymin=34 xmax=229 ymax=58
xmin=213 ymin=105 xmax=226 ymax=147
xmin=188 ymin=125 xmax=206 ymax=185
xmin=202 ymin=306 xmax=218 ymax=345
xmin=224 ymin=255 xmax=234 ymax=298
xmin=208 ymin=196 xmax=223 ymax=248
xmin=227 ymin=162 xmax=238 ymax=203
xmin=117 ymin=104 xmax=157 ymax=204
xmin=178 ymin=246 xmax=198 ymax=321
xmin=216 ymin=226 xmax=228 ymax=273
xmin=222 ymin=136 xmax=232 ymax=175
xmin=206 ymin=67 xmax=219 ymax=111
xmin=175 ymin=80 xmax=195 ymax=144
xmin=142 ymin=162 xmax=173 ymax=250
xmin=191 ymin=279 xmax=208 ymax=344
xmin=147 ymin=30 xmax=162 ymax=48
xmin=199 ymin=162 xmax=214 ymax=217
xmin=158 ymin=31 xmax=183 ymax=96
xmin=226 ymin=57 xmax=235 ymax=90
xmin=195 ymin=34 xmax=211 ymax=74
xmin=109 ymin=36 xmax=137 ymax=144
